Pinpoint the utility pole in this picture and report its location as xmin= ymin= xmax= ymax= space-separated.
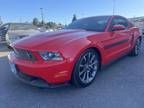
xmin=113 ymin=0 xmax=116 ymax=15
xmin=40 ymin=8 xmax=44 ymax=26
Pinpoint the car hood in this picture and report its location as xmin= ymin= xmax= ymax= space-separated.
xmin=13 ymin=29 xmax=97 ymax=51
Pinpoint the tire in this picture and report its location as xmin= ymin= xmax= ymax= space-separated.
xmin=72 ymin=49 xmax=100 ymax=87
xmin=130 ymin=38 xmax=141 ymax=56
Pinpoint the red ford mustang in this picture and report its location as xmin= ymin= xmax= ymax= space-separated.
xmin=8 ymin=15 xmax=142 ymax=88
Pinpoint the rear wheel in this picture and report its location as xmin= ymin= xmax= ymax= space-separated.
xmin=72 ymin=49 xmax=100 ymax=87
xmin=130 ymin=38 xmax=141 ymax=56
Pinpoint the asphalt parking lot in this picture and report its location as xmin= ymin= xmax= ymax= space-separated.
xmin=0 ymin=43 xmax=144 ymax=108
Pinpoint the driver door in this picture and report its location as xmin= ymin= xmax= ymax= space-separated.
xmin=103 ymin=16 xmax=131 ymax=62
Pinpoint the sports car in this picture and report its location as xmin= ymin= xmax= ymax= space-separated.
xmin=8 ymin=15 xmax=142 ymax=88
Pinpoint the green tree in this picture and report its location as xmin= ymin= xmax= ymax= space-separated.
xmin=32 ymin=18 xmax=39 ymax=26
xmin=72 ymin=14 xmax=77 ymax=22
xmin=46 ymin=22 xmax=57 ymax=29
xmin=40 ymin=20 xmax=45 ymax=26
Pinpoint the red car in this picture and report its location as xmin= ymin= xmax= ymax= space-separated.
xmin=8 ymin=15 xmax=142 ymax=88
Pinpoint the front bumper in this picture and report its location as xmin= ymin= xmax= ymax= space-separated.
xmin=8 ymin=52 xmax=72 ymax=87
xmin=9 ymin=64 xmax=68 ymax=88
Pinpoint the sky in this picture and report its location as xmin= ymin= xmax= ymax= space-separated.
xmin=0 ymin=0 xmax=144 ymax=24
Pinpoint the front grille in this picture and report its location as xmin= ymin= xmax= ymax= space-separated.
xmin=13 ymin=48 xmax=37 ymax=61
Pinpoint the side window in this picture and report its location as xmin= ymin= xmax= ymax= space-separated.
xmin=113 ymin=18 xmax=128 ymax=27
xmin=109 ymin=17 xmax=129 ymax=31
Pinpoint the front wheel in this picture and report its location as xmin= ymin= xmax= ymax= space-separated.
xmin=72 ymin=49 xmax=100 ymax=87
xmin=130 ymin=38 xmax=141 ymax=56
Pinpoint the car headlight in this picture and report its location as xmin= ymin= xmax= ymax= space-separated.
xmin=39 ymin=51 xmax=63 ymax=61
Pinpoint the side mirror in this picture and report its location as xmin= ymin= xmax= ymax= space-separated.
xmin=112 ymin=25 xmax=126 ymax=31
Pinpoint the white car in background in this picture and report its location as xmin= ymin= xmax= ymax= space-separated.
xmin=0 ymin=23 xmax=40 ymax=46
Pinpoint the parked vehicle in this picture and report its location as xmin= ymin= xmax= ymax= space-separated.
xmin=0 ymin=24 xmax=8 ymax=43
xmin=0 ymin=23 xmax=40 ymax=46
xmin=8 ymin=15 xmax=142 ymax=88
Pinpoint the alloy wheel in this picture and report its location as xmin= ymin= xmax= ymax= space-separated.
xmin=78 ymin=52 xmax=98 ymax=84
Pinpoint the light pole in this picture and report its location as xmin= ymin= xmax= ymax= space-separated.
xmin=40 ymin=8 xmax=44 ymax=26
xmin=113 ymin=0 xmax=116 ymax=15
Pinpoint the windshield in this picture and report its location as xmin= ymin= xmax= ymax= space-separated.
xmin=66 ymin=16 xmax=110 ymax=32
